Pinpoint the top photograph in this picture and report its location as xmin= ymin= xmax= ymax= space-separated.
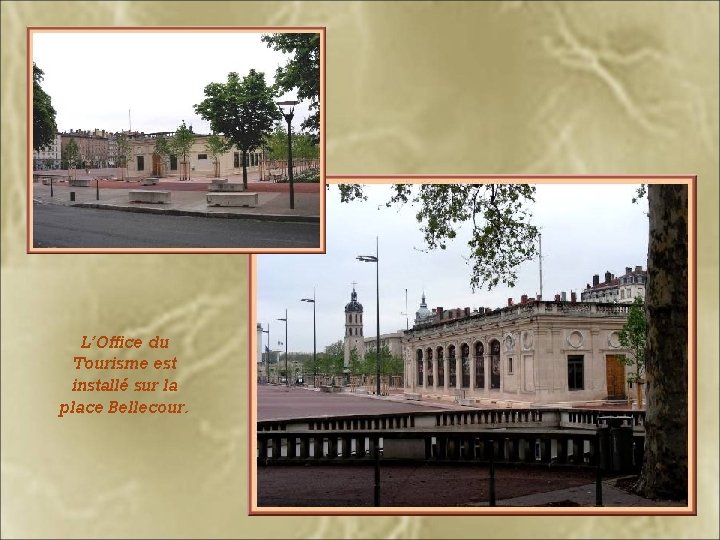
xmin=28 ymin=27 xmax=325 ymax=254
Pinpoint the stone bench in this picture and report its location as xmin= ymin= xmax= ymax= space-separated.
xmin=70 ymin=178 xmax=91 ymax=187
xmin=208 ymin=181 xmax=245 ymax=192
xmin=206 ymin=192 xmax=258 ymax=207
xmin=129 ymin=190 xmax=171 ymax=204
xmin=142 ymin=177 xmax=160 ymax=185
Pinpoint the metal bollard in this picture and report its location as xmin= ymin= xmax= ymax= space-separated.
xmin=70 ymin=191 xmax=75 ymax=202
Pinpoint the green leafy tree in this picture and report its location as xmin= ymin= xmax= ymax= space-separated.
xmin=340 ymin=184 xmax=539 ymax=290
xmin=115 ymin=133 xmax=132 ymax=180
xmin=266 ymin=127 xmax=319 ymax=162
xmin=153 ymin=134 xmax=172 ymax=177
xmin=61 ymin=138 xmax=80 ymax=171
xmin=348 ymin=347 xmax=364 ymax=376
xmin=33 ymin=63 xmax=57 ymax=151
xmin=204 ymin=133 xmax=228 ymax=178
xmin=363 ymin=346 xmax=403 ymax=377
xmin=317 ymin=340 xmax=344 ymax=382
xmin=195 ymin=70 xmax=279 ymax=189
xmin=262 ymin=33 xmax=320 ymax=140
xmin=169 ymin=121 xmax=195 ymax=181
xmin=618 ymin=295 xmax=647 ymax=408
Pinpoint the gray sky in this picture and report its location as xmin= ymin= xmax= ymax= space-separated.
xmin=257 ymin=183 xmax=649 ymax=354
xmin=32 ymin=31 xmax=311 ymax=134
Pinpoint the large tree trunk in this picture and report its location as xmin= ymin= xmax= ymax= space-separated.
xmin=242 ymin=149 xmax=248 ymax=190
xmin=637 ymin=184 xmax=688 ymax=500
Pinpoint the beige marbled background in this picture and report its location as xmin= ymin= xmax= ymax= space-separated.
xmin=1 ymin=1 xmax=718 ymax=538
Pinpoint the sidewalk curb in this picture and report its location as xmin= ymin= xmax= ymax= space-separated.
xmin=73 ymin=203 xmax=320 ymax=223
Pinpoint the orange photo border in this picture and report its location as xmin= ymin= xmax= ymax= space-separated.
xmin=26 ymin=26 xmax=326 ymax=255
xmin=249 ymin=175 xmax=697 ymax=517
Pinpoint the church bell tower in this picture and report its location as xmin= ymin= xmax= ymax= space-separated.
xmin=343 ymin=285 xmax=365 ymax=369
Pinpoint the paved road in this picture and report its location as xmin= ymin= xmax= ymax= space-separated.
xmin=257 ymin=385 xmax=451 ymax=421
xmin=33 ymin=204 xmax=320 ymax=248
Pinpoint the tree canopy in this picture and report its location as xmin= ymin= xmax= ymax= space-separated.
xmin=153 ymin=134 xmax=172 ymax=177
xmin=32 ymin=63 xmax=57 ymax=151
xmin=169 ymin=121 xmax=195 ymax=181
xmin=265 ymin=126 xmax=319 ymax=161
xmin=262 ymin=33 xmax=320 ymax=140
xmin=619 ymin=295 xmax=648 ymax=408
xmin=204 ymin=133 xmax=228 ymax=177
xmin=195 ymin=70 xmax=279 ymax=188
xmin=339 ymin=184 xmax=539 ymax=290
xmin=61 ymin=138 xmax=79 ymax=170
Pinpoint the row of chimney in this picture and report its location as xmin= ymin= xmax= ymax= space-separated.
xmin=507 ymin=291 xmax=577 ymax=307
xmin=591 ymin=265 xmax=644 ymax=288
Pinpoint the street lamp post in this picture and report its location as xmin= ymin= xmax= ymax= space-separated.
xmin=277 ymin=100 xmax=299 ymax=210
xmin=277 ymin=310 xmax=288 ymax=387
xmin=357 ymin=236 xmax=381 ymax=397
xmin=261 ymin=324 xmax=270 ymax=383
xmin=301 ymin=289 xmax=317 ymax=388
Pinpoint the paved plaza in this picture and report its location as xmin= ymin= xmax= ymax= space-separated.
xmin=32 ymin=169 xmax=320 ymax=222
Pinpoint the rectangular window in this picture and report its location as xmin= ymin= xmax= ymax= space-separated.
xmin=170 ymin=155 xmax=177 ymax=170
xmin=137 ymin=155 xmax=144 ymax=171
xmin=198 ymin=153 xmax=208 ymax=160
xmin=568 ymin=355 xmax=584 ymax=390
xmin=508 ymin=357 xmax=513 ymax=374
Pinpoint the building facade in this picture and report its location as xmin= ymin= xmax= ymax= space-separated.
xmin=581 ymin=266 xmax=647 ymax=303
xmin=33 ymin=133 xmax=62 ymax=169
xmin=126 ymin=133 xmax=263 ymax=179
xmin=60 ymin=129 xmax=110 ymax=168
xmin=403 ymin=297 xmax=633 ymax=404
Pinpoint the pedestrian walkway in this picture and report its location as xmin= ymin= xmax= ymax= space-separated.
xmin=31 ymin=174 xmax=320 ymax=223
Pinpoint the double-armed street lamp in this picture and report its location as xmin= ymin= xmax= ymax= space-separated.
xmin=357 ymin=236 xmax=381 ymax=397
xmin=277 ymin=100 xmax=299 ymax=210
xmin=300 ymin=289 xmax=317 ymax=388
xmin=277 ymin=310 xmax=288 ymax=388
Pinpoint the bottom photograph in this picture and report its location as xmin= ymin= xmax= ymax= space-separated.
xmin=253 ymin=181 xmax=691 ymax=513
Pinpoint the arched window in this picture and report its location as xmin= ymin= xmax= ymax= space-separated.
xmin=448 ymin=345 xmax=457 ymax=387
xmin=474 ymin=342 xmax=485 ymax=389
xmin=426 ymin=348 xmax=433 ymax=386
xmin=490 ymin=339 xmax=501 ymax=389
xmin=416 ymin=349 xmax=423 ymax=386
xmin=436 ymin=347 xmax=444 ymax=387
xmin=461 ymin=343 xmax=470 ymax=388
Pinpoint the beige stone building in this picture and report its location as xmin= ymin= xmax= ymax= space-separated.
xmin=403 ymin=295 xmax=634 ymax=404
xmin=126 ymin=132 xmax=262 ymax=178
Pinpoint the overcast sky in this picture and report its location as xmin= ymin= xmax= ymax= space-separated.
xmin=257 ymin=183 xmax=649 ymax=354
xmin=32 ymin=31 xmax=311 ymax=134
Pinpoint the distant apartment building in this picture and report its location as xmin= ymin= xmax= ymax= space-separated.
xmin=60 ymin=129 xmax=110 ymax=168
xmin=580 ymin=266 xmax=647 ymax=303
xmin=107 ymin=132 xmax=118 ymax=167
xmin=33 ymin=133 xmax=61 ymax=169
xmin=126 ymin=132 xmax=263 ymax=178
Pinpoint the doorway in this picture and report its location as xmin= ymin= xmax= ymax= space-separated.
xmin=606 ymin=355 xmax=626 ymax=399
